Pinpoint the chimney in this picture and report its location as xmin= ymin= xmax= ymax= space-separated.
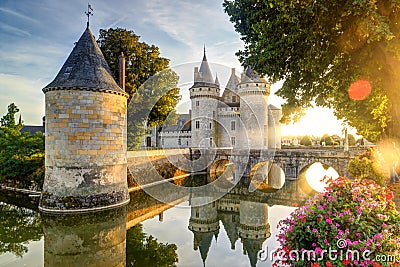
xmin=119 ymin=52 xmax=126 ymax=91
xmin=194 ymin=67 xmax=199 ymax=82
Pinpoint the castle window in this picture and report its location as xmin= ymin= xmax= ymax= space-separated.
xmin=231 ymin=137 xmax=236 ymax=146
xmin=209 ymin=122 xmax=212 ymax=129
xmin=231 ymin=121 xmax=236 ymax=131
xmin=195 ymin=210 xmax=199 ymax=218
xmin=178 ymin=138 xmax=181 ymax=146
xmin=161 ymin=138 xmax=164 ymax=146
xmin=208 ymin=88 xmax=210 ymax=91
xmin=232 ymin=95 xmax=236 ymax=102
xmin=196 ymin=101 xmax=199 ymax=107
xmin=210 ymin=138 xmax=213 ymax=146
xmin=195 ymin=121 xmax=200 ymax=129
xmin=199 ymin=88 xmax=202 ymax=91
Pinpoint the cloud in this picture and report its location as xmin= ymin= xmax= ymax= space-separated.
xmin=0 ymin=73 xmax=45 ymax=125
xmin=142 ymin=0 xmax=236 ymax=51
xmin=0 ymin=7 xmax=39 ymax=24
xmin=0 ymin=22 xmax=31 ymax=37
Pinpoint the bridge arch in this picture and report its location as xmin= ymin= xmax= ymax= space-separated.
xmin=209 ymin=159 xmax=237 ymax=188
xmin=249 ymin=161 xmax=285 ymax=191
xmin=298 ymin=162 xmax=339 ymax=194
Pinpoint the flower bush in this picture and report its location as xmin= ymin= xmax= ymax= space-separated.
xmin=275 ymin=177 xmax=400 ymax=267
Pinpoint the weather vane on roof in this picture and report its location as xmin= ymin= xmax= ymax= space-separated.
xmin=85 ymin=3 xmax=93 ymax=27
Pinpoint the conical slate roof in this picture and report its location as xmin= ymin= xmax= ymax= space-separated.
xmin=43 ymin=26 xmax=126 ymax=95
xmin=214 ymin=74 xmax=220 ymax=86
xmin=241 ymin=65 xmax=262 ymax=83
xmin=198 ymin=48 xmax=214 ymax=84
xmin=225 ymin=68 xmax=240 ymax=91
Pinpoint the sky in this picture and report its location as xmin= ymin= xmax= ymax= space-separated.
xmin=0 ymin=0 xmax=355 ymax=137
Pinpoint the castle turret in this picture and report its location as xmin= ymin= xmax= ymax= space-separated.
xmin=39 ymin=24 xmax=130 ymax=212
xmin=188 ymin=196 xmax=220 ymax=266
xmin=268 ymin=104 xmax=282 ymax=149
xmin=238 ymin=201 xmax=271 ymax=267
xmin=237 ymin=66 xmax=270 ymax=149
xmin=190 ymin=47 xmax=220 ymax=148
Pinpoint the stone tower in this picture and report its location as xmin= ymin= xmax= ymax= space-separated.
xmin=268 ymin=104 xmax=282 ymax=149
xmin=237 ymin=66 xmax=270 ymax=149
xmin=190 ymin=48 xmax=220 ymax=148
xmin=39 ymin=24 xmax=130 ymax=212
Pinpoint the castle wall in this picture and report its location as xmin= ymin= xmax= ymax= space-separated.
xmin=160 ymin=131 xmax=191 ymax=148
xmin=40 ymin=90 xmax=129 ymax=210
xmin=238 ymin=84 xmax=269 ymax=149
xmin=216 ymin=107 xmax=240 ymax=147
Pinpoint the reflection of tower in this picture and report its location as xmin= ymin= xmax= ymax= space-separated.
xmin=190 ymin=48 xmax=220 ymax=148
xmin=188 ymin=197 xmax=220 ymax=266
xmin=238 ymin=66 xmax=270 ymax=149
xmin=238 ymin=201 xmax=271 ymax=267
xmin=218 ymin=198 xmax=240 ymax=249
xmin=42 ymin=207 xmax=127 ymax=266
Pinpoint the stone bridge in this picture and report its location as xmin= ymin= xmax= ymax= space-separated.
xmin=201 ymin=147 xmax=364 ymax=182
xmin=126 ymin=147 xmax=365 ymax=192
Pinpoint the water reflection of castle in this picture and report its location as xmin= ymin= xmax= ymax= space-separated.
xmin=188 ymin=193 xmax=269 ymax=267
xmin=187 ymin=180 xmax=310 ymax=267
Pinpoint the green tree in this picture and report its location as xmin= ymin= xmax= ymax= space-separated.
xmin=300 ymin=135 xmax=312 ymax=146
xmin=320 ymin=134 xmax=334 ymax=146
xmin=0 ymin=103 xmax=44 ymax=189
xmin=97 ymin=28 xmax=181 ymax=149
xmin=348 ymin=133 xmax=356 ymax=146
xmin=126 ymin=224 xmax=178 ymax=267
xmin=223 ymin=0 xmax=400 ymax=142
xmin=1 ymin=103 xmax=19 ymax=128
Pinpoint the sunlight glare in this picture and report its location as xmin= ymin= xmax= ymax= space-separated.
xmin=305 ymin=162 xmax=339 ymax=192
xmin=348 ymin=79 xmax=372 ymax=101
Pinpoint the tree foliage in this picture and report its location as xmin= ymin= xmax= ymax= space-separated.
xmin=0 ymin=103 xmax=44 ymax=189
xmin=348 ymin=148 xmax=386 ymax=186
xmin=223 ymin=0 xmax=400 ymax=142
xmin=320 ymin=134 xmax=334 ymax=146
xmin=97 ymin=28 xmax=181 ymax=149
xmin=1 ymin=103 xmax=19 ymax=128
xmin=300 ymin=135 xmax=312 ymax=146
xmin=348 ymin=133 xmax=356 ymax=146
xmin=126 ymin=224 xmax=178 ymax=267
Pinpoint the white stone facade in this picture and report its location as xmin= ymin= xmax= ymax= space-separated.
xmin=151 ymin=51 xmax=282 ymax=150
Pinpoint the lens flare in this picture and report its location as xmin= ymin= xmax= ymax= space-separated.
xmin=348 ymin=79 xmax=372 ymax=101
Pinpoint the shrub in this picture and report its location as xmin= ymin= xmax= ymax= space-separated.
xmin=320 ymin=134 xmax=334 ymax=146
xmin=300 ymin=135 xmax=313 ymax=146
xmin=348 ymin=148 xmax=386 ymax=186
xmin=275 ymin=177 xmax=400 ymax=267
xmin=0 ymin=125 xmax=44 ymax=190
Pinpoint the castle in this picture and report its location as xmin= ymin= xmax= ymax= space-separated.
xmin=152 ymin=49 xmax=282 ymax=150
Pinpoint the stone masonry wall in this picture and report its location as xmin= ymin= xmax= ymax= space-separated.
xmin=41 ymin=90 xmax=128 ymax=210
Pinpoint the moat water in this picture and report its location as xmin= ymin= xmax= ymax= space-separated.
xmin=0 ymin=176 xmax=314 ymax=267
